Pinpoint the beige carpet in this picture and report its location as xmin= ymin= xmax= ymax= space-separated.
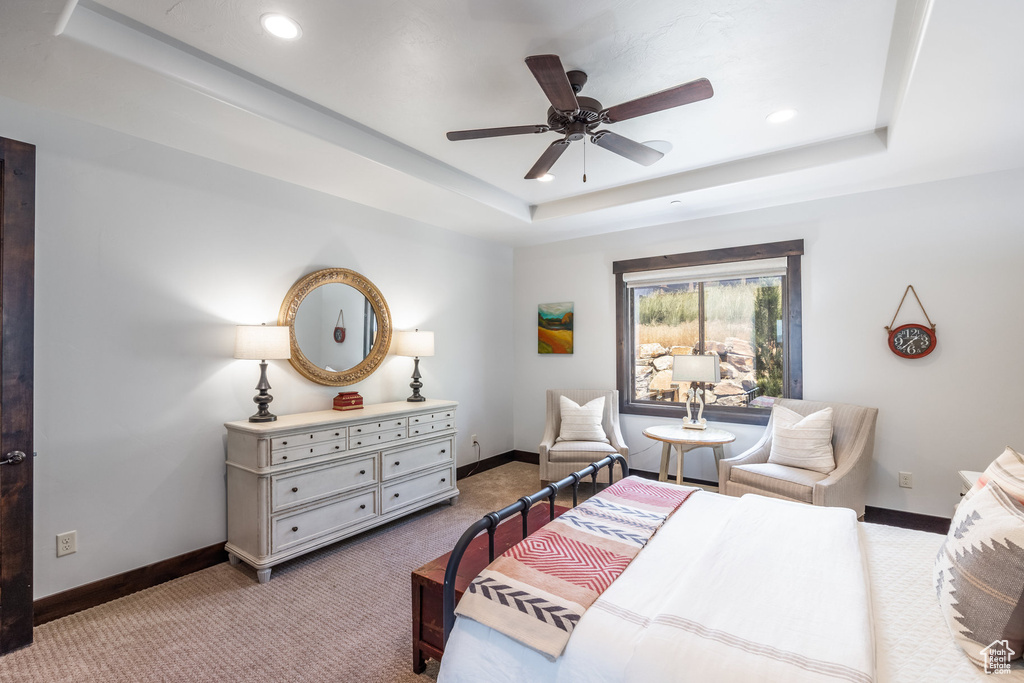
xmin=0 ymin=461 xmax=572 ymax=683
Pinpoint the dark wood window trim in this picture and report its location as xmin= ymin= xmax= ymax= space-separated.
xmin=614 ymin=239 xmax=804 ymax=426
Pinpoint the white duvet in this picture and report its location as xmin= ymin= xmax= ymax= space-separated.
xmin=439 ymin=491 xmax=874 ymax=683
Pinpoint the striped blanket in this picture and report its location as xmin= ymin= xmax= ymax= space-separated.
xmin=454 ymin=476 xmax=695 ymax=660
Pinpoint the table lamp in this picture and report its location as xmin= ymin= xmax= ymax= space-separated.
xmin=235 ymin=324 xmax=291 ymax=422
xmin=672 ymin=354 xmax=721 ymax=430
xmin=393 ymin=329 xmax=434 ymax=402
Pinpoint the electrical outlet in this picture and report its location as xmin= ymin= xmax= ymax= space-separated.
xmin=56 ymin=530 xmax=77 ymax=557
xmin=471 ymin=434 xmax=479 ymax=445
xmin=898 ymin=472 xmax=913 ymax=488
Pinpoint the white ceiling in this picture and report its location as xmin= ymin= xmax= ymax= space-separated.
xmin=1 ymin=0 xmax=1023 ymax=246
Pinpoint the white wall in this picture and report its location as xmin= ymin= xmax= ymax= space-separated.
xmin=514 ymin=169 xmax=1024 ymax=517
xmin=0 ymin=96 xmax=514 ymax=599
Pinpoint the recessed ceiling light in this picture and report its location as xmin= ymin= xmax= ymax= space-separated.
xmin=261 ymin=13 xmax=302 ymax=40
xmin=670 ymin=200 xmax=682 ymax=206
xmin=537 ymin=173 xmax=555 ymax=182
xmin=766 ymin=109 xmax=797 ymax=124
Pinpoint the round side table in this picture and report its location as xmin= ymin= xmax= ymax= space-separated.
xmin=643 ymin=425 xmax=736 ymax=491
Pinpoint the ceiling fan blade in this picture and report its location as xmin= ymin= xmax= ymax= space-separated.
xmin=525 ymin=54 xmax=579 ymax=113
xmin=590 ymin=131 xmax=664 ymax=166
xmin=602 ymin=78 xmax=713 ymax=123
xmin=525 ymin=139 xmax=571 ymax=179
xmin=447 ymin=125 xmax=550 ymax=141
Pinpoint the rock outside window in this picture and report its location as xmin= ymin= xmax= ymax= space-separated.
xmin=613 ymin=240 xmax=804 ymax=426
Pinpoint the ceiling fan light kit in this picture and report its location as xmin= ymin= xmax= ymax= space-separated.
xmin=446 ymin=54 xmax=713 ymax=181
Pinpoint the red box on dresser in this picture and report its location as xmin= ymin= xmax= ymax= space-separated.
xmin=333 ymin=391 xmax=363 ymax=411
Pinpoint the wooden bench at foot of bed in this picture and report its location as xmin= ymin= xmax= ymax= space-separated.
xmin=411 ymin=504 xmax=570 ymax=672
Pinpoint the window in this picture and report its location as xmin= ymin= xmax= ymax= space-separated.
xmin=614 ymin=240 xmax=803 ymax=426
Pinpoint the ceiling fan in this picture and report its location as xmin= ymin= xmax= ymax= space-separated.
xmin=446 ymin=54 xmax=714 ymax=180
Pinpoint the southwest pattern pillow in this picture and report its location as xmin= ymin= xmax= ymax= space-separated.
xmin=556 ymin=396 xmax=609 ymax=443
xmin=766 ymin=405 xmax=836 ymax=474
xmin=934 ymin=480 xmax=1024 ymax=668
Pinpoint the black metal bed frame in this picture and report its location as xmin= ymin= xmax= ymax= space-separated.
xmin=441 ymin=454 xmax=629 ymax=645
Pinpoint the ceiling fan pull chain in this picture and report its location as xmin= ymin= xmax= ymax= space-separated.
xmin=583 ymin=138 xmax=587 ymax=183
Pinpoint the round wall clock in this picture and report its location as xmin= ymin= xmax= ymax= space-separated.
xmin=888 ymin=323 xmax=936 ymax=359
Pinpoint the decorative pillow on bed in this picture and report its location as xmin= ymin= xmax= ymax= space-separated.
xmin=766 ymin=405 xmax=836 ymax=474
xmin=934 ymin=480 xmax=1024 ymax=670
xmin=964 ymin=446 xmax=1024 ymax=504
xmin=556 ymin=396 xmax=609 ymax=443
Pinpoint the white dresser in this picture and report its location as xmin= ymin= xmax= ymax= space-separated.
xmin=225 ymin=399 xmax=458 ymax=582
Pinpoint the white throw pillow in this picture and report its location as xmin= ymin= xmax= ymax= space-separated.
xmin=767 ymin=405 xmax=836 ymax=474
xmin=556 ymin=396 xmax=609 ymax=443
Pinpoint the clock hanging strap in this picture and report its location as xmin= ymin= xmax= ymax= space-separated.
xmin=885 ymin=285 xmax=935 ymax=333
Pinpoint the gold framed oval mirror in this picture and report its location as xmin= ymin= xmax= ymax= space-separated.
xmin=278 ymin=268 xmax=392 ymax=386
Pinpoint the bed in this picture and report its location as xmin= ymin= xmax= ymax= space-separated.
xmin=437 ymin=459 xmax=1024 ymax=683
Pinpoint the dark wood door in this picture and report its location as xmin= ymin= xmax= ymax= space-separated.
xmin=0 ymin=136 xmax=35 ymax=654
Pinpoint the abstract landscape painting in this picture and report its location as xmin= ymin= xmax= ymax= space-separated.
xmin=538 ymin=302 xmax=573 ymax=354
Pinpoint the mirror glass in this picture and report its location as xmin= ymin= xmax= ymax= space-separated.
xmin=279 ymin=268 xmax=392 ymax=386
xmin=293 ymin=283 xmax=378 ymax=372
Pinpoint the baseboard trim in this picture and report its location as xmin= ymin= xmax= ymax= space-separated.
xmin=863 ymin=506 xmax=951 ymax=534
xmin=33 ymin=542 xmax=228 ymax=626
xmin=456 ymin=450 xmax=538 ymax=480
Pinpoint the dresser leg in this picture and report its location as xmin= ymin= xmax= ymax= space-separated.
xmin=228 ymin=552 xmax=241 ymax=566
xmin=256 ymin=567 xmax=272 ymax=584
xmin=448 ymin=495 xmax=459 ymax=506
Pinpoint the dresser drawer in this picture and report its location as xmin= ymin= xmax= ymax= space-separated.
xmin=272 ymin=489 xmax=378 ymax=554
xmin=409 ymin=410 xmax=455 ymax=427
xmin=381 ymin=465 xmax=455 ymax=514
xmin=349 ymin=428 xmax=406 ymax=450
xmin=271 ymin=438 xmax=347 ymax=466
xmin=272 ymin=427 xmax=346 ymax=451
xmin=271 ymin=455 xmax=377 ymax=512
xmin=382 ymin=438 xmax=453 ymax=481
xmin=349 ymin=418 xmax=408 ymax=439
xmin=408 ymin=418 xmax=455 ymax=438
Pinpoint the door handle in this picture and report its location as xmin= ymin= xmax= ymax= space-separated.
xmin=1 ymin=451 xmax=26 ymax=466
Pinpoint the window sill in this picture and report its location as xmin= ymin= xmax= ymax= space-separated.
xmin=621 ymin=401 xmax=771 ymax=427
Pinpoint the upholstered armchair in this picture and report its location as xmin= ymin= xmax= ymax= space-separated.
xmin=719 ymin=398 xmax=878 ymax=518
xmin=539 ymin=389 xmax=629 ymax=483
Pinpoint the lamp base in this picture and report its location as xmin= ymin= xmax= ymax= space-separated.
xmin=249 ymin=361 xmax=278 ymax=422
xmin=682 ymin=419 xmax=707 ymax=430
xmin=406 ymin=356 xmax=426 ymax=402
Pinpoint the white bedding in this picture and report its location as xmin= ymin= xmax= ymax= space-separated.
xmin=439 ymin=491 xmax=1024 ymax=683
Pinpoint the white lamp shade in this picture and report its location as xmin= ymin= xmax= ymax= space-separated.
xmin=393 ymin=330 xmax=434 ymax=357
xmin=671 ymin=354 xmax=721 ymax=383
xmin=234 ymin=325 xmax=291 ymax=360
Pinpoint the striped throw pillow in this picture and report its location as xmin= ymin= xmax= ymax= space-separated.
xmin=965 ymin=446 xmax=1024 ymax=504
xmin=934 ymin=480 xmax=1024 ymax=669
xmin=766 ymin=405 xmax=836 ymax=474
xmin=556 ymin=396 xmax=609 ymax=443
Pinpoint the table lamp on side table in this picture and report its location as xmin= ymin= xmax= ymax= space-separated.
xmin=393 ymin=329 xmax=434 ymax=402
xmin=672 ymin=354 xmax=721 ymax=430
xmin=235 ymin=324 xmax=291 ymax=422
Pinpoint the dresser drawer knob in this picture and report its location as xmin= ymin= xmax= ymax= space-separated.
xmin=441 ymin=478 xmax=446 ymax=483
xmin=413 ymin=430 xmax=419 ymax=435
xmin=291 ymin=487 xmax=298 ymax=493
xmin=441 ymin=449 xmax=446 ymax=454
xmin=282 ymin=441 xmax=288 ymax=446
xmin=334 ymin=445 xmax=341 ymax=450
xmin=360 ymin=504 xmax=366 ymax=509
xmin=394 ymin=493 xmax=400 ymax=498
xmin=282 ymin=455 xmax=288 ymax=460
xmin=355 ymin=428 xmax=362 ymax=433
xmin=292 ymin=526 xmax=298 ymax=532
xmin=395 ymin=461 xmax=400 ymax=466
xmin=359 ymin=469 xmax=366 ymax=475
xmin=355 ymin=441 xmax=362 ymax=447
xmin=335 ymin=432 xmax=340 ymax=436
